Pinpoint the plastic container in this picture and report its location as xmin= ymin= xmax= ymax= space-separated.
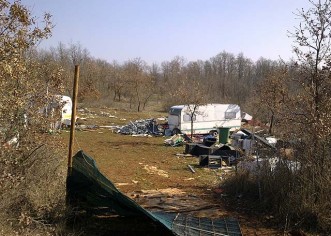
xmin=218 ymin=127 xmax=230 ymax=144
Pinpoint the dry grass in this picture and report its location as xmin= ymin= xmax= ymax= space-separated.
xmin=59 ymin=106 xmax=288 ymax=235
xmin=0 ymin=145 xmax=70 ymax=235
xmin=62 ymin=129 xmax=221 ymax=194
xmin=0 ymin=105 xmax=298 ymax=235
xmin=222 ymin=157 xmax=331 ymax=234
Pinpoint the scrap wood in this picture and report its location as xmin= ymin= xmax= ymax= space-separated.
xmin=136 ymin=188 xmax=186 ymax=196
xmin=69 ymin=151 xmax=242 ymax=235
xmin=140 ymin=204 xmax=219 ymax=213
xmin=135 ymin=194 xmax=219 ymax=213
xmin=115 ymin=183 xmax=132 ymax=186
xmin=143 ymin=165 xmax=169 ymax=178
xmin=176 ymin=204 xmax=220 ymax=213
xmin=183 ymin=177 xmax=195 ymax=181
xmin=175 ymin=153 xmax=193 ymax=157
xmin=188 ymin=164 xmax=196 ymax=173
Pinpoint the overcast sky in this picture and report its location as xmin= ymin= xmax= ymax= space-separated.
xmin=20 ymin=0 xmax=312 ymax=64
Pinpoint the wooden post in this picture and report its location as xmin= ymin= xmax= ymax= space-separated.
xmin=68 ymin=65 xmax=79 ymax=174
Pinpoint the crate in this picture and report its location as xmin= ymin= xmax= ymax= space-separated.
xmin=208 ymin=155 xmax=222 ymax=169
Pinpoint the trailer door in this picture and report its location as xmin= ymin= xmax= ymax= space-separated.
xmin=168 ymin=107 xmax=182 ymax=131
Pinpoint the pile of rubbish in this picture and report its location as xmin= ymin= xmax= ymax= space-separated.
xmin=164 ymin=134 xmax=185 ymax=146
xmin=118 ymin=119 xmax=161 ymax=135
xmin=164 ymin=134 xmax=192 ymax=146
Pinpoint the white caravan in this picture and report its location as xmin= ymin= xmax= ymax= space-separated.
xmin=43 ymin=95 xmax=73 ymax=128
xmin=56 ymin=95 xmax=72 ymax=126
xmin=167 ymin=104 xmax=241 ymax=135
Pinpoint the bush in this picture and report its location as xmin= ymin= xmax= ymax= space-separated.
xmin=222 ymin=153 xmax=331 ymax=233
xmin=0 ymin=144 xmax=68 ymax=235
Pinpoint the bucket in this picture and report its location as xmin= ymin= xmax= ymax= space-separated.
xmin=218 ymin=127 xmax=230 ymax=144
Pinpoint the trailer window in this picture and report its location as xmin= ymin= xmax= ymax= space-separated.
xmin=183 ymin=114 xmax=196 ymax=122
xmin=169 ymin=108 xmax=181 ymax=116
xmin=225 ymin=112 xmax=236 ymax=119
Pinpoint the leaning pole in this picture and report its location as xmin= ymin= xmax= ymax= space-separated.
xmin=66 ymin=65 xmax=79 ymax=205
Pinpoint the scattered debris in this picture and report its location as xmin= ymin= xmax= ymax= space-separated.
xmin=187 ymin=165 xmax=195 ymax=173
xmin=131 ymin=134 xmax=152 ymax=137
xmin=155 ymin=117 xmax=169 ymax=134
xmin=118 ymin=119 xmax=161 ymax=135
xmin=143 ymin=165 xmax=169 ymax=178
xmin=164 ymin=134 xmax=185 ymax=146
xmin=76 ymin=117 xmax=87 ymax=125
xmin=266 ymin=137 xmax=277 ymax=147
xmin=203 ymin=134 xmax=217 ymax=147
xmin=132 ymin=188 xmax=186 ymax=197
xmin=207 ymin=155 xmax=222 ymax=169
xmin=237 ymin=157 xmax=300 ymax=174
xmin=175 ymin=153 xmax=193 ymax=157
xmin=183 ymin=178 xmax=195 ymax=181
xmin=241 ymin=128 xmax=276 ymax=150
xmin=77 ymin=124 xmax=99 ymax=130
xmin=100 ymin=111 xmax=117 ymax=118
xmin=99 ymin=125 xmax=119 ymax=129
xmin=2 ymin=133 xmax=19 ymax=149
xmin=241 ymin=112 xmax=253 ymax=122
xmin=115 ymin=183 xmax=132 ymax=186
xmin=131 ymin=188 xmax=221 ymax=214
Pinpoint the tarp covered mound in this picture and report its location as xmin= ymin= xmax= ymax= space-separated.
xmin=67 ymin=150 xmax=242 ymax=236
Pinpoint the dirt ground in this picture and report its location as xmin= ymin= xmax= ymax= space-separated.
xmin=61 ymin=107 xmax=285 ymax=235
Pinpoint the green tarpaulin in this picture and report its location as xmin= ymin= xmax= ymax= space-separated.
xmin=67 ymin=150 xmax=242 ymax=236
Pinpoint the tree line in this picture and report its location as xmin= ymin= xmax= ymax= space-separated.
xmin=35 ymin=43 xmax=283 ymax=113
xmin=1 ymin=0 xmax=331 ymax=234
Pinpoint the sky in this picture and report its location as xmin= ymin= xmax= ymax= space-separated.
xmin=19 ymin=0 xmax=313 ymax=65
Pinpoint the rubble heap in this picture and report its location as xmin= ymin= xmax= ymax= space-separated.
xmin=118 ymin=119 xmax=161 ymax=135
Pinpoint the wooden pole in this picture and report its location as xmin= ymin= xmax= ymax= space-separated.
xmin=68 ymin=65 xmax=79 ymax=173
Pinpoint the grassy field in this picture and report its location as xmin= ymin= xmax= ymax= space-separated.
xmin=63 ymin=106 xmax=223 ymax=194
xmin=60 ymin=106 xmax=282 ymax=235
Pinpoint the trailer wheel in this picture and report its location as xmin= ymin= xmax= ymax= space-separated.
xmin=209 ymin=130 xmax=218 ymax=137
xmin=172 ymin=128 xmax=181 ymax=135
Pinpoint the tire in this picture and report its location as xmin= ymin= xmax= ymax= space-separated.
xmin=209 ymin=130 xmax=218 ymax=137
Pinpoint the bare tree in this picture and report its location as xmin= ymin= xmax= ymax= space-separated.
xmin=0 ymin=1 xmax=66 ymax=234
xmin=124 ymin=58 xmax=156 ymax=111
xmin=174 ymin=77 xmax=206 ymax=138
xmin=252 ymin=0 xmax=331 ymax=231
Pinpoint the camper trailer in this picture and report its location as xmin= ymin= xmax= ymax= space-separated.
xmin=43 ymin=95 xmax=73 ymax=128
xmin=56 ymin=95 xmax=72 ymax=126
xmin=167 ymin=104 xmax=241 ymax=135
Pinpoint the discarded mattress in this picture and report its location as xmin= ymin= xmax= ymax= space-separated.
xmin=67 ymin=150 xmax=242 ymax=236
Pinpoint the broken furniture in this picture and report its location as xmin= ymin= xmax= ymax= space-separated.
xmin=185 ymin=143 xmax=219 ymax=156
xmin=186 ymin=143 xmax=240 ymax=165
xmin=199 ymin=155 xmax=230 ymax=168
xmin=207 ymin=155 xmax=222 ymax=168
